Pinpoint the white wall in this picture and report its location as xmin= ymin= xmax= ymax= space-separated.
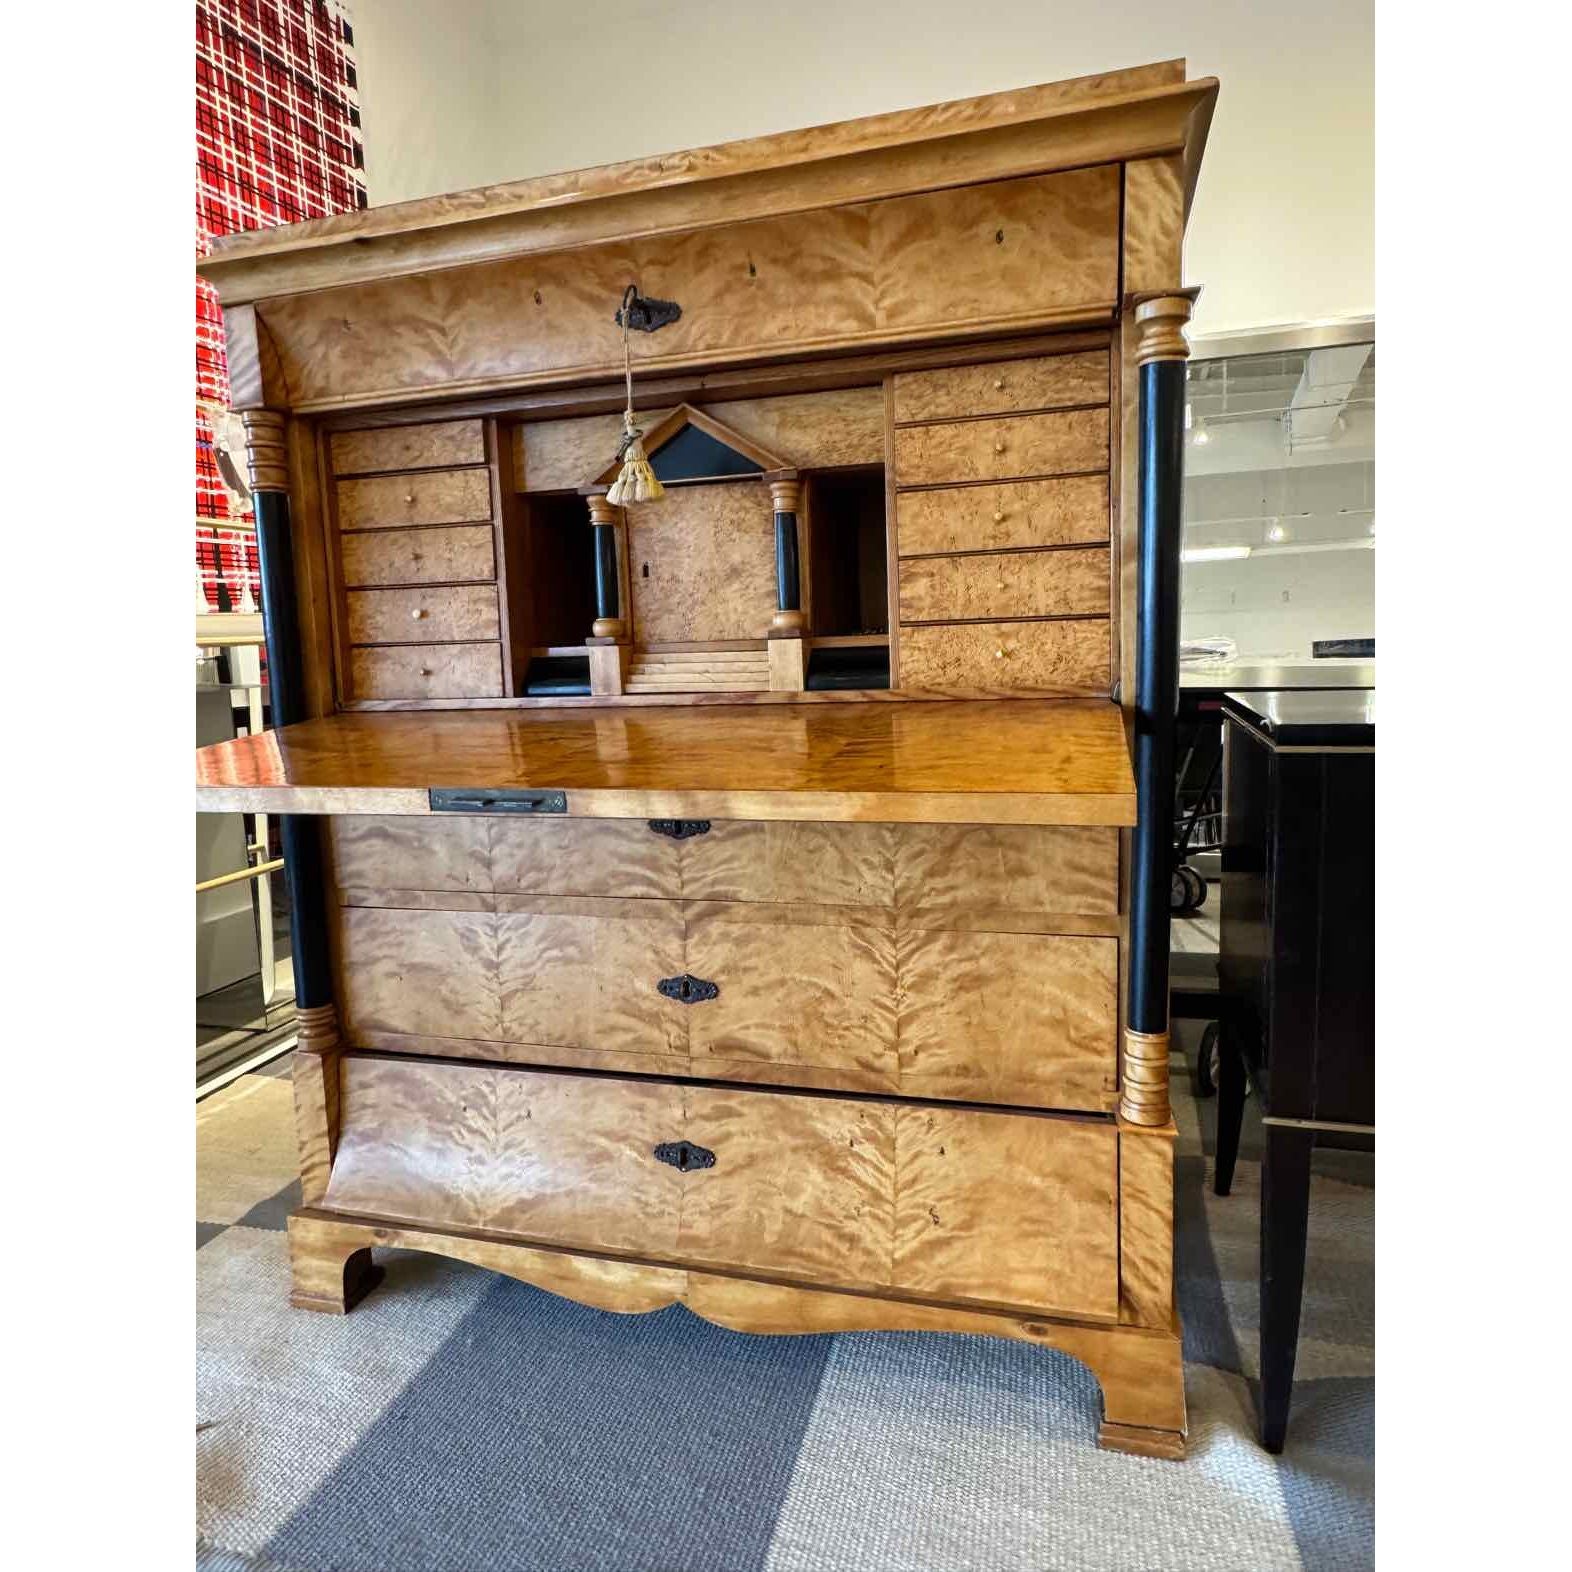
xmin=354 ymin=0 xmax=1373 ymax=336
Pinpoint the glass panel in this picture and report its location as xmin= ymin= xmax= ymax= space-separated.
xmin=1181 ymin=342 xmax=1374 ymax=666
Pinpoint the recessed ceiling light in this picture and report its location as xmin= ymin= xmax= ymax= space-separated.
xmin=1266 ymin=520 xmax=1287 ymax=543
xmin=1182 ymin=545 xmax=1250 ymax=563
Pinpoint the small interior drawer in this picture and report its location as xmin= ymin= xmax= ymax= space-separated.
xmin=898 ymin=618 xmax=1109 ymax=691
xmin=346 ymin=584 xmax=501 ymax=646
xmin=893 ymin=408 xmax=1108 ymax=487
xmin=896 ymin=475 xmax=1108 ymax=557
xmin=898 ymin=546 xmax=1109 ymax=624
xmin=341 ymin=524 xmax=496 ymax=588
xmin=330 ymin=420 xmax=486 ymax=476
xmin=337 ymin=468 xmax=492 ymax=531
xmin=892 ymin=351 xmax=1108 ymax=423
xmin=348 ymin=642 xmax=503 ymax=700
xmin=323 ymin=1055 xmax=1121 ymax=1318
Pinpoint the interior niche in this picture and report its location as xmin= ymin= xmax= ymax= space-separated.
xmin=807 ymin=467 xmax=889 ymax=637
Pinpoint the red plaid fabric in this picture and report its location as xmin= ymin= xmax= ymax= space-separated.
xmin=196 ymin=0 xmax=365 ymax=614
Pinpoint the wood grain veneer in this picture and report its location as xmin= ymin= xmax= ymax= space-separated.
xmin=331 ymin=421 xmax=486 ymax=476
xmin=893 ymin=408 xmax=1109 ymax=487
xmin=348 ymin=644 xmax=504 ymax=701
xmin=322 ymin=1056 xmax=1120 ymax=1318
xmin=340 ymin=524 xmax=497 ymax=588
xmin=892 ymin=351 xmax=1108 ymax=423
xmin=896 ymin=475 xmax=1110 ymax=556
xmin=346 ymin=584 xmax=501 ymax=646
xmin=897 ymin=620 xmax=1109 ymax=692
xmin=196 ymin=701 xmax=1136 ymax=824
xmin=337 ymin=469 xmax=492 ymax=531
xmin=897 ymin=546 xmax=1110 ymax=623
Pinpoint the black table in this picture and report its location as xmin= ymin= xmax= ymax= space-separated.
xmin=1215 ymin=688 xmax=1375 ymax=1452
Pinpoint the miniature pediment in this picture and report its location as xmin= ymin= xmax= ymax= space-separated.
xmin=589 ymin=404 xmax=789 ymax=488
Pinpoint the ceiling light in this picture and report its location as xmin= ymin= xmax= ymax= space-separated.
xmin=1182 ymin=545 xmax=1251 ymax=563
xmin=1185 ymin=403 xmax=1193 ymax=430
xmin=1192 ymin=419 xmax=1210 ymax=446
xmin=1266 ymin=520 xmax=1287 ymax=543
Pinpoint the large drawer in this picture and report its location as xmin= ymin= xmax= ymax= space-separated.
xmin=898 ymin=618 xmax=1109 ymax=691
xmin=323 ymin=1054 xmax=1121 ymax=1319
xmin=337 ymin=468 xmax=492 ymax=531
xmin=898 ymin=546 xmax=1109 ymax=624
xmin=896 ymin=475 xmax=1109 ymax=556
xmin=892 ymin=351 xmax=1108 ymax=423
xmin=346 ymin=584 xmax=501 ymax=646
xmin=335 ymin=893 xmax=1118 ymax=1109
xmin=340 ymin=524 xmax=497 ymax=588
xmin=893 ymin=409 xmax=1108 ymax=487
xmin=328 ymin=815 xmax=1119 ymax=915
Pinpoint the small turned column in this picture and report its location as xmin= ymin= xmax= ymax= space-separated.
xmin=1120 ymin=292 xmax=1197 ymax=1127
xmin=586 ymin=492 xmax=628 ymax=642
xmin=767 ymin=473 xmax=806 ymax=635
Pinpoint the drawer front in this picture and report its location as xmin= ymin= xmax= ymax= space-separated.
xmin=324 ymin=1055 xmax=1120 ymax=1318
xmin=897 ymin=475 xmax=1108 ymax=556
xmin=893 ymin=409 xmax=1108 ymax=487
xmin=330 ymin=815 xmax=1118 ymax=918
xmin=341 ymin=524 xmax=496 ymax=588
xmin=898 ymin=618 xmax=1108 ymax=691
xmin=339 ymin=900 xmax=688 ymax=1057
xmin=349 ymin=642 xmax=503 ymax=699
xmin=680 ymin=821 xmax=892 ymax=907
xmin=346 ymin=584 xmax=501 ymax=646
xmin=892 ymin=824 xmax=1118 ymax=916
xmin=683 ymin=906 xmax=897 ymax=1084
xmin=896 ymin=929 xmax=1118 ymax=1110
xmin=898 ymin=546 xmax=1109 ymax=624
xmin=337 ymin=468 xmax=492 ymax=531
xmin=330 ymin=420 xmax=486 ymax=476
xmin=893 ymin=351 xmax=1108 ymax=423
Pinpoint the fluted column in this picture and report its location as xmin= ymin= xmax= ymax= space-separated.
xmin=1119 ymin=293 xmax=1196 ymax=1128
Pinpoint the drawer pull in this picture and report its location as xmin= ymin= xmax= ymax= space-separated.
xmin=993 ymin=377 xmax=1006 ymax=390
xmin=994 ymin=439 xmax=1007 ymax=454
xmin=648 ymin=818 xmax=711 ymax=839
xmin=992 ymin=510 xmax=1006 ymax=522
xmin=411 ymin=607 xmax=426 ymax=620
xmin=657 ymin=973 xmax=719 ymax=1004
xmin=653 ymin=1140 xmax=715 ymax=1173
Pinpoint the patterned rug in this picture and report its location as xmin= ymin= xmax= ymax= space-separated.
xmin=197 ymin=1028 xmax=1373 ymax=1571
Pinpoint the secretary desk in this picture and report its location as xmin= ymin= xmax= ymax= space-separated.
xmin=194 ymin=59 xmax=1218 ymax=1459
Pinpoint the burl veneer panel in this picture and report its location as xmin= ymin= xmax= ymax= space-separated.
xmin=897 ymin=619 xmax=1109 ymax=691
xmin=336 ymin=469 xmax=492 ymax=530
xmin=346 ymin=584 xmax=501 ymax=646
xmin=897 ymin=546 xmax=1110 ymax=623
xmin=896 ymin=928 xmax=1118 ymax=1109
xmin=324 ymin=1056 xmax=1119 ymax=1316
xmin=330 ymin=420 xmax=486 ymax=476
xmin=896 ymin=475 xmax=1109 ymax=556
xmin=257 ymin=169 xmax=1118 ymax=409
xmin=347 ymin=643 xmax=504 ymax=700
xmin=892 ymin=351 xmax=1108 ymax=423
xmin=340 ymin=524 xmax=497 ymax=588
xmin=626 ymin=483 xmax=778 ymax=643
xmin=893 ymin=408 xmax=1109 ymax=487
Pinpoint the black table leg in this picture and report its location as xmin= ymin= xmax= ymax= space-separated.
xmin=1214 ymin=1021 xmax=1245 ymax=1196
xmin=1260 ymin=1122 xmax=1315 ymax=1453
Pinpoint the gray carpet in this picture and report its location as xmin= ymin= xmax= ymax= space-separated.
xmin=197 ymin=1032 xmax=1372 ymax=1570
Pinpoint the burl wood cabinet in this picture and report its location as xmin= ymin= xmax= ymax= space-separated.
xmin=195 ymin=59 xmax=1217 ymax=1459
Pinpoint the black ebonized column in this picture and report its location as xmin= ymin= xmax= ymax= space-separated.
xmin=248 ymin=422 xmax=333 ymax=1014
xmin=774 ymin=510 xmax=801 ymax=613
xmin=1126 ymin=353 xmax=1186 ymax=1038
xmin=593 ymin=522 xmax=619 ymax=624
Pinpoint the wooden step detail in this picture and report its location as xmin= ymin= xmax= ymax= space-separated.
xmin=626 ymin=648 xmax=770 ymax=693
